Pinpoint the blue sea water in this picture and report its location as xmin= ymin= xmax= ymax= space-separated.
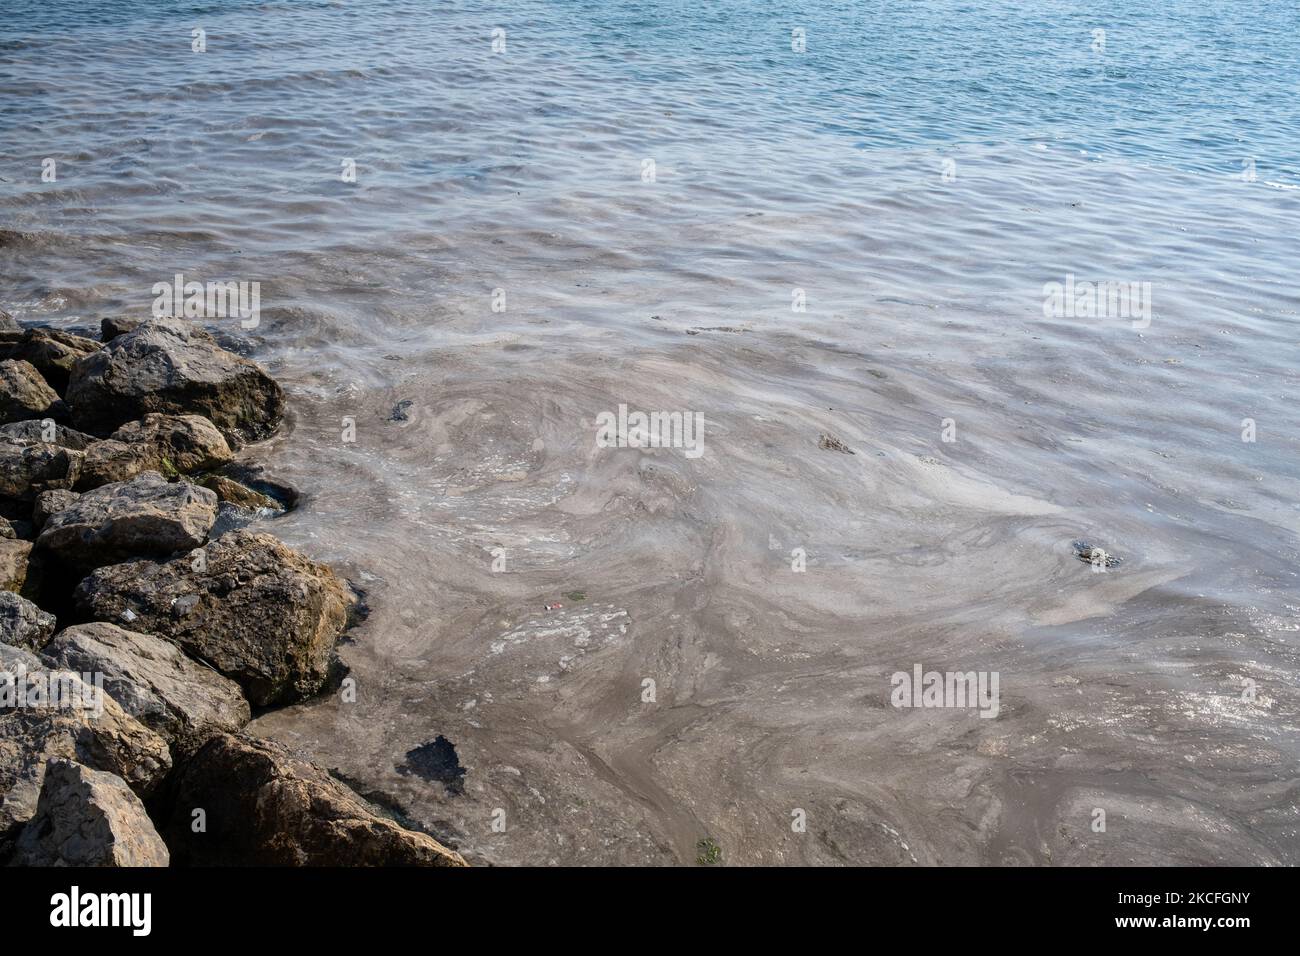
xmin=2 ymin=0 xmax=1297 ymax=248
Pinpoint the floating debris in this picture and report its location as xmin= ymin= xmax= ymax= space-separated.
xmin=685 ymin=325 xmax=745 ymax=336
xmin=1073 ymin=540 xmax=1122 ymax=568
xmin=544 ymin=602 xmax=564 ymax=611
xmin=696 ymin=837 xmax=723 ymax=865
xmin=388 ymin=399 xmax=414 ymax=422
xmin=819 ymin=433 xmax=855 ymax=454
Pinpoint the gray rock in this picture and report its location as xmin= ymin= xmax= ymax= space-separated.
xmin=0 ymin=360 xmax=61 ymax=424
xmin=0 ymin=328 xmax=100 ymax=394
xmin=0 ymin=420 xmax=95 ymax=450
xmin=75 ymin=529 xmax=350 ymax=707
xmin=0 ymin=591 xmax=56 ymax=651
xmin=31 ymin=488 xmax=79 ymax=531
xmin=0 ymin=441 xmax=83 ymax=500
xmin=65 ymin=318 xmax=284 ymax=446
xmin=199 ymin=474 xmax=283 ymax=512
xmin=0 ymin=647 xmax=171 ymax=856
xmin=44 ymin=622 xmax=249 ymax=757
xmin=12 ymin=758 xmax=169 ymax=866
xmin=37 ymin=471 xmax=217 ymax=571
xmin=77 ymin=413 xmax=232 ymax=490
xmin=0 ymin=641 xmax=40 ymax=671
xmin=0 ymin=311 xmax=18 ymax=333
xmin=100 ymin=317 xmax=145 ymax=342
xmin=215 ymin=462 xmax=299 ymax=510
xmin=165 ymin=733 xmax=466 ymax=866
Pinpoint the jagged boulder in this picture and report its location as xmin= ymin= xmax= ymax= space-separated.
xmin=0 ymin=591 xmax=56 ymax=650
xmin=0 ymin=328 xmax=100 ymax=394
xmin=0 ymin=441 xmax=83 ymax=500
xmin=37 ymin=471 xmax=216 ymax=571
xmin=12 ymin=758 xmax=169 ymax=866
xmin=74 ymin=530 xmax=349 ymax=706
xmin=0 ymin=644 xmax=171 ymax=856
xmin=0 ymin=420 xmax=95 ymax=450
xmin=31 ymin=489 xmax=79 ymax=531
xmin=44 ymin=622 xmax=249 ymax=757
xmin=0 ymin=360 xmax=61 ymax=424
xmin=65 ymin=318 xmax=284 ymax=446
xmin=165 ymin=733 xmax=466 ymax=866
xmin=0 ymin=311 xmax=18 ymax=333
xmin=78 ymin=414 xmax=232 ymax=490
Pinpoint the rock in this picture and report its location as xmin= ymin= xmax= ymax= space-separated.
xmin=78 ymin=414 xmax=232 ymax=490
xmin=0 ymin=420 xmax=95 ymax=450
xmin=199 ymin=474 xmax=282 ymax=512
xmin=165 ymin=733 xmax=466 ymax=866
xmin=0 ymin=360 xmax=61 ymax=424
xmin=1072 ymin=540 xmax=1123 ymax=569
xmin=100 ymin=317 xmax=145 ymax=342
xmin=0 ymin=311 xmax=18 ymax=333
xmin=75 ymin=530 xmax=349 ymax=707
xmin=0 ymin=641 xmax=39 ymax=670
xmin=0 ymin=518 xmax=12 ymax=540
xmin=44 ymin=622 xmax=249 ymax=757
xmin=65 ymin=318 xmax=284 ymax=446
xmin=0 ymin=591 xmax=56 ymax=651
xmin=0 ymin=539 xmax=32 ymax=593
xmin=0 ymin=645 xmax=171 ymax=855
xmin=0 ymin=328 xmax=100 ymax=394
xmin=216 ymin=462 xmax=299 ymax=510
xmin=12 ymin=758 xmax=169 ymax=866
xmin=0 ymin=441 xmax=83 ymax=500
xmin=31 ymin=489 xmax=79 ymax=532
xmin=37 ymin=471 xmax=217 ymax=572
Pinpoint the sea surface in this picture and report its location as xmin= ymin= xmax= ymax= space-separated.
xmin=2 ymin=0 xmax=1299 ymax=864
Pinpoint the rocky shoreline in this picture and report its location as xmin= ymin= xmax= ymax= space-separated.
xmin=0 ymin=311 xmax=466 ymax=867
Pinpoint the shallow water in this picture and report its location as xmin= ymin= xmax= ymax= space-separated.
xmin=2 ymin=0 xmax=1299 ymax=864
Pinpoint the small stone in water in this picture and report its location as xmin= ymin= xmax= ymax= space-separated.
xmin=1072 ymin=540 xmax=1122 ymax=568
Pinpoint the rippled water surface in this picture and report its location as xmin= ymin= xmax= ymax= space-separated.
xmin=2 ymin=0 xmax=1299 ymax=865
